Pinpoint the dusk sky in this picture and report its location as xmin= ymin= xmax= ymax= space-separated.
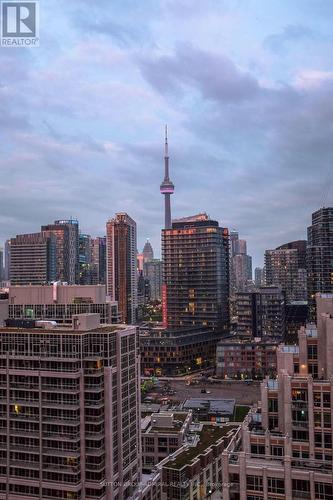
xmin=2 ymin=0 xmax=333 ymax=267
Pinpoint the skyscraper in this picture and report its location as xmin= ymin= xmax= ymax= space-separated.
xmin=265 ymin=240 xmax=307 ymax=303
xmin=230 ymin=233 xmax=252 ymax=293
xmin=0 ymin=247 xmax=3 ymax=282
xmin=79 ymin=233 xmax=92 ymax=284
xmin=307 ymin=207 xmax=333 ymax=317
xmin=4 ymin=239 xmax=11 ymax=281
xmin=41 ymin=219 xmax=79 ymax=284
xmin=143 ymin=259 xmax=162 ymax=301
xmin=236 ymin=286 xmax=286 ymax=339
xmin=162 ymin=213 xmax=230 ymax=332
xmin=106 ymin=213 xmax=137 ymax=324
xmin=90 ymin=236 xmax=106 ymax=284
xmin=10 ymin=232 xmax=57 ymax=285
xmin=255 ymin=267 xmax=264 ymax=287
xmin=142 ymin=239 xmax=154 ymax=262
xmin=160 ymin=126 xmax=175 ymax=229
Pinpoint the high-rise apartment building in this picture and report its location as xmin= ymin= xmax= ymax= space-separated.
xmin=223 ymin=293 xmax=333 ymax=500
xmin=307 ymin=207 xmax=333 ymax=318
xmin=0 ymin=248 xmax=3 ymax=282
xmin=106 ymin=213 xmax=137 ymax=324
xmin=236 ymin=286 xmax=286 ymax=339
xmin=4 ymin=239 xmax=11 ymax=282
xmin=143 ymin=259 xmax=162 ymax=301
xmin=162 ymin=213 xmax=230 ymax=332
xmin=254 ymin=267 xmax=264 ymax=287
xmin=79 ymin=233 xmax=92 ymax=284
xmin=230 ymin=233 xmax=252 ymax=294
xmin=90 ymin=236 xmax=106 ymax=285
xmin=265 ymin=240 xmax=307 ymax=303
xmin=0 ymin=314 xmax=141 ymax=499
xmin=41 ymin=219 xmax=79 ymax=284
xmin=10 ymin=233 xmax=57 ymax=285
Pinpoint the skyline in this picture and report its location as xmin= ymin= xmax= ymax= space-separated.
xmin=2 ymin=0 xmax=333 ymax=267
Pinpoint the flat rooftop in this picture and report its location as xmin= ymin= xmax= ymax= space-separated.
xmin=165 ymin=424 xmax=238 ymax=469
xmin=0 ymin=324 xmax=126 ymax=335
xmin=183 ymin=399 xmax=235 ymax=415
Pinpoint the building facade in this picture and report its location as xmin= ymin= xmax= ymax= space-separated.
xmin=106 ymin=213 xmax=137 ymax=324
xmin=41 ymin=219 xmax=79 ymax=284
xmin=216 ymin=338 xmax=278 ymax=379
xmin=7 ymin=283 xmax=119 ymax=324
xmin=236 ymin=287 xmax=286 ymax=339
xmin=265 ymin=241 xmax=307 ymax=303
xmin=307 ymin=207 xmax=333 ymax=318
xmin=91 ymin=237 xmax=106 ymax=285
xmin=10 ymin=233 xmax=57 ymax=285
xmin=140 ymin=324 xmax=220 ymax=376
xmin=162 ymin=213 xmax=229 ymax=333
xmin=143 ymin=260 xmax=162 ymax=302
xmin=79 ymin=233 xmax=92 ymax=285
xmin=0 ymin=315 xmax=141 ymax=500
xmin=141 ymin=412 xmax=192 ymax=473
xmin=221 ymin=293 xmax=333 ymax=500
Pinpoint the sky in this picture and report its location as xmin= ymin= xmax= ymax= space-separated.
xmin=1 ymin=0 xmax=333 ymax=268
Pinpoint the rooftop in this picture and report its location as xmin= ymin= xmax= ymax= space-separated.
xmin=183 ymin=399 xmax=235 ymax=415
xmin=165 ymin=424 xmax=238 ymax=469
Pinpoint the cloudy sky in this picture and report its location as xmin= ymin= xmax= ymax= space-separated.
xmin=1 ymin=0 xmax=333 ymax=267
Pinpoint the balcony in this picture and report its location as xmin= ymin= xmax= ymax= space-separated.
xmin=42 ymin=448 xmax=80 ymax=458
xmin=292 ymin=491 xmax=310 ymax=499
xmin=10 ymin=460 xmax=40 ymax=469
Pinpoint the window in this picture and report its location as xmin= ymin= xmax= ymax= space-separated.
xmin=268 ymin=399 xmax=278 ymax=412
xmin=314 ymin=393 xmax=321 ymax=407
xmin=247 ymin=476 xmax=263 ymax=492
xmin=314 ymin=412 xmax=322 ymax=427
xmin=315 ymin=482 xmax=333 ymax=500
xmin=323 ymin=393 xmax=331 ymax=408
xmin=268 ymin=478 xmax=285 ymax=494
xmin=315 ymin=433 xmax=322 ymax=447
xmin=324 ymin=413 xmax=331 ymax=428
xmin=251 ymin=445 xmax=265 ymax=456
xmin=324 ymin=434 xmax=332 ymax=449
xmin=293 ymin=479 xmax=310 ymax=496
xmin=271 ymin=446 xmax=284 ymax=457
xmin=307 ymin=345 xmax=317 ymax=360
xmin=292 ymin=430 xmax=309 ymax=442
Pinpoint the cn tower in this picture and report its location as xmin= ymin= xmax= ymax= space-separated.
xmin=160 ymin=125 xmax=175 ymax=229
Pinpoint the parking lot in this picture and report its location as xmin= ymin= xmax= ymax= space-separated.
xmin=145 ymin=379 xmax=260 ymax=406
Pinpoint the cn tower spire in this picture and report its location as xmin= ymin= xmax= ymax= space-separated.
xmin=160 ymin=124 xmax=174 ymax=229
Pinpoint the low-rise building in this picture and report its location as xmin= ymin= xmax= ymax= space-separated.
xmin=139 ymin=324 xmax=219 ymax=376
xmin=216 ymin=337 xmax=278 ymax=379
xmin=161 ymin=424 xmax=239 ymax=499
xmin=182 ymin=399 xmax=235 ymax=423
xmin=141 ymin=412 xmax=192 ymax=472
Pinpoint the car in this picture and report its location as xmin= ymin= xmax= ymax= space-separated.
xmin=206 ymin=390 xmax=211 ymax=394
xmin=201 ymin=389 xmax=207 ymax=394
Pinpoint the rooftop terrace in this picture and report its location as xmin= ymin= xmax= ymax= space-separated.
xmin=165 ymin=424 xmax=238 ymax=470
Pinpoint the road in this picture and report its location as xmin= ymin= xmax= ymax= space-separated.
xmin=163 ymin=380 xmax=261 ymax=405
